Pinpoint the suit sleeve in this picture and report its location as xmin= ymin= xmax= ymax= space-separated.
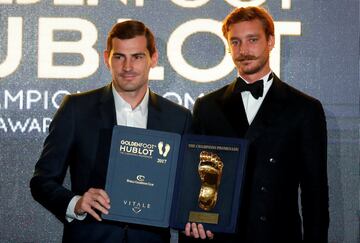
xmin=30 ymin=95 xmax=77 ymax=222
xmin=299 ymin=100 xmax=329 ymax=242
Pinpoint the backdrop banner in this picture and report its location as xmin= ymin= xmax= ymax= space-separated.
xmin=0 ymin=1 xmax=358 ymax=242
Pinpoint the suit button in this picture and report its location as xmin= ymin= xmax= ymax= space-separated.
xmin=260 ymin=216 xmax=267 ymax=222
xmin=260 ymin=186 xmax=267 ymax=192
xmin=269 ymin=158 xmax=276 ymax=163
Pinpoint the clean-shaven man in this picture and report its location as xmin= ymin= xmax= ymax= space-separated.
xmin=31 ymin=20 xmax=192 ymax=243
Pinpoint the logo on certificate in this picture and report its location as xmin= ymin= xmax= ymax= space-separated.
xmin=156 ymin=141 xmax=171 ymax=164
xmin=119 ymin=139 xmax=156 ymax=158
xmin=123 ymin=200 xmax=151 ymax=214
xmin=158 ymin=141 xmax=170 ymax=157
xmin=126 ymin=175 xmax=154 ymax=187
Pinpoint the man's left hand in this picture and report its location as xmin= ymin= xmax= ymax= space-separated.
xmin=185 ymin=222 xmax=214 ymax=240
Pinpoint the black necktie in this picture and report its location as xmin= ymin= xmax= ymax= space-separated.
xmin=235 ymin=73 xmax=273 ymax=99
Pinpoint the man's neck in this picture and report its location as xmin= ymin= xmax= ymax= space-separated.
xmin=116 ymin=86 xmax=148 ymax=110
xmin=239 ymin=67 xmax=271 ymax=83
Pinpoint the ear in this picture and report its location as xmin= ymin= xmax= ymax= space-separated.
xmin=268 ymin=35 xmax=275 ymax=50
xmin=103 ymin=50 xmax=110 ymax=69
xmin=150 ymin=50 xmax=159 ymax=68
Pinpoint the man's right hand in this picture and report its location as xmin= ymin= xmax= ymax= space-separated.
xmin=74 ymin=188 xmax=110 ymax=221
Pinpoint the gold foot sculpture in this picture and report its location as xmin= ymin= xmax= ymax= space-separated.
xmin=198 ymin=151 xmax=224 ymax=211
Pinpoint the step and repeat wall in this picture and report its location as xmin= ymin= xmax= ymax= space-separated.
xmin=0 ymin=0 xmax=358 ymax=242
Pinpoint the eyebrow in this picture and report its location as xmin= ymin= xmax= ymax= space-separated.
xmin=230 ymin=34 xmax=260 ymax=40
xmin=246 ymin=34 xmax=260 ymax=38
xmin=112 ymin=52 xmax=146 ymax=57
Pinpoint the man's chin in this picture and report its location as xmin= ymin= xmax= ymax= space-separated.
xmin=122 ymin=87 xmax=139 ymax=92
xmin=239 ymin=67 xmax=260 ymax=76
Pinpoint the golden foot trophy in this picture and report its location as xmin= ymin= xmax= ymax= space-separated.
xmin=198 ymin=151 xmax=224 ymax=211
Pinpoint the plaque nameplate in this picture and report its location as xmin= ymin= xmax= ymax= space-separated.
xmin=188 ymin=211 xmax=219 ymax=224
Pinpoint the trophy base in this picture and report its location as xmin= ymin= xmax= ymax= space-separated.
xmin=188 ymin=211 xmax=219 ymax=224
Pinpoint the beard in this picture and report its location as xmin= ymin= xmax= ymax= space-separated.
xmin=235 ymin=54 xmax=269 ymax=75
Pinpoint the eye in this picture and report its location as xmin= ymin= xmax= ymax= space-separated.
xmin=134 ymin=54 xmax=145 ymax=60
xmin=249 ymin=38 xmax=258 ymax=43
xmin=230 ymin=39 xmax=239 ymax=46
xmin=113 ymin=54 xmax=124 ymax=60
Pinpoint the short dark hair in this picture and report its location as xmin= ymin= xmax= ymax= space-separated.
xmin=106 ymin=20 xmax=156 ymax=56
xmin=222 ymin=6 xmax=274 ymax=40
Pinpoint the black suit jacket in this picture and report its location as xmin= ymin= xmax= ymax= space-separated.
xmin=30 ymin=84 xmax=192 ymax=243
xmin=188 ymin=75 xmax=329 ymax=243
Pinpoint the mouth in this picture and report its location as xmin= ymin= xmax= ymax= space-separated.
xmin=236 ymin=56 xmax=257 ymax=63
xmin=238 ymin=59 xmax=255 ymax=65
xmin=120 ymin=73 xmax=137 ymax=79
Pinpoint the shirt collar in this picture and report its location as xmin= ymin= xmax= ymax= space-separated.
xmin=111 ymin=84 xmax=149 ymax=115
xmin=238 ymin=71 xmax=273 ymax=84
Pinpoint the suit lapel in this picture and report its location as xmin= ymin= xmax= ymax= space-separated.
xmin=245 ymin=75 xmax=288 ymax=142
xmin=147 ymin=90 xmax=162 ymax=130
xmin=98 ymin=83 xmax=117 ymax=128
xmin=219 ymin=78 xmax=249 ymax=137
xmin=90 ymin=83 xmax=116 ymax=189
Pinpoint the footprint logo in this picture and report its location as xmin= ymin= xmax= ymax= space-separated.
xmin=158 ymin=141 xmax=171 ymax=157
xmin=163 ymin=144 xmax=170 ymax=157
xmin=158 ymin=142 xmax=164 ymax=155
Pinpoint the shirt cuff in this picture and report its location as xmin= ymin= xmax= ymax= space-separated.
xmin=170 ymin=228 xmax=179 ymax=243
xmin=65 ymin=195 xmax=87 ymax=222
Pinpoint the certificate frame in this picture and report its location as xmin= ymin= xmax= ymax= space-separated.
xmin=170 ymin=134 xmax=248 ymax=233
xmin=102 ymin=125 xmax=181 ymax=227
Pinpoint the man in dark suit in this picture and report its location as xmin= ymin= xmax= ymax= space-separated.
xmin=183 ymin=6 xmax=329 ymax=243
xmin=30 ymin=20 xmax=191 ymax=243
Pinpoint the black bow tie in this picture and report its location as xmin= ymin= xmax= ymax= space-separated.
xmin=236 ymin=77 xmax=263 ymax=99
xmin=235 ymin=73 xmax=273 ymax=99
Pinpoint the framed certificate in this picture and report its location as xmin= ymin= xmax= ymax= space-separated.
xmin=170 ymin=134 xmax=248 ymax=233
xmin=102 ymin=125 xmax=181 ymax=227
xmin=103 ymin=128 xmax=248 ymax=232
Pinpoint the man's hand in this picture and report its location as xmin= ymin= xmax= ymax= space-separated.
xmin=185 ymin=222 xmax=214 ymax=240
xmin=74 ymin=188 xmax=110 ymax=221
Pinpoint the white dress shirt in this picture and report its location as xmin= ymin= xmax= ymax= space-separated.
xmin=239 ymin=71 xmax=273 ymax=124
xmin=65 ymin=85 xmax=149 ymax=222
xmin=113 ymin=85 xmax=148 ymax=129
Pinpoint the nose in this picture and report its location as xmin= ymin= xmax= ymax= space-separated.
xmin=123 ymin=59 xmax=133 ymax=71
xmin=238 ymin=43 xmax=247 ymax=56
